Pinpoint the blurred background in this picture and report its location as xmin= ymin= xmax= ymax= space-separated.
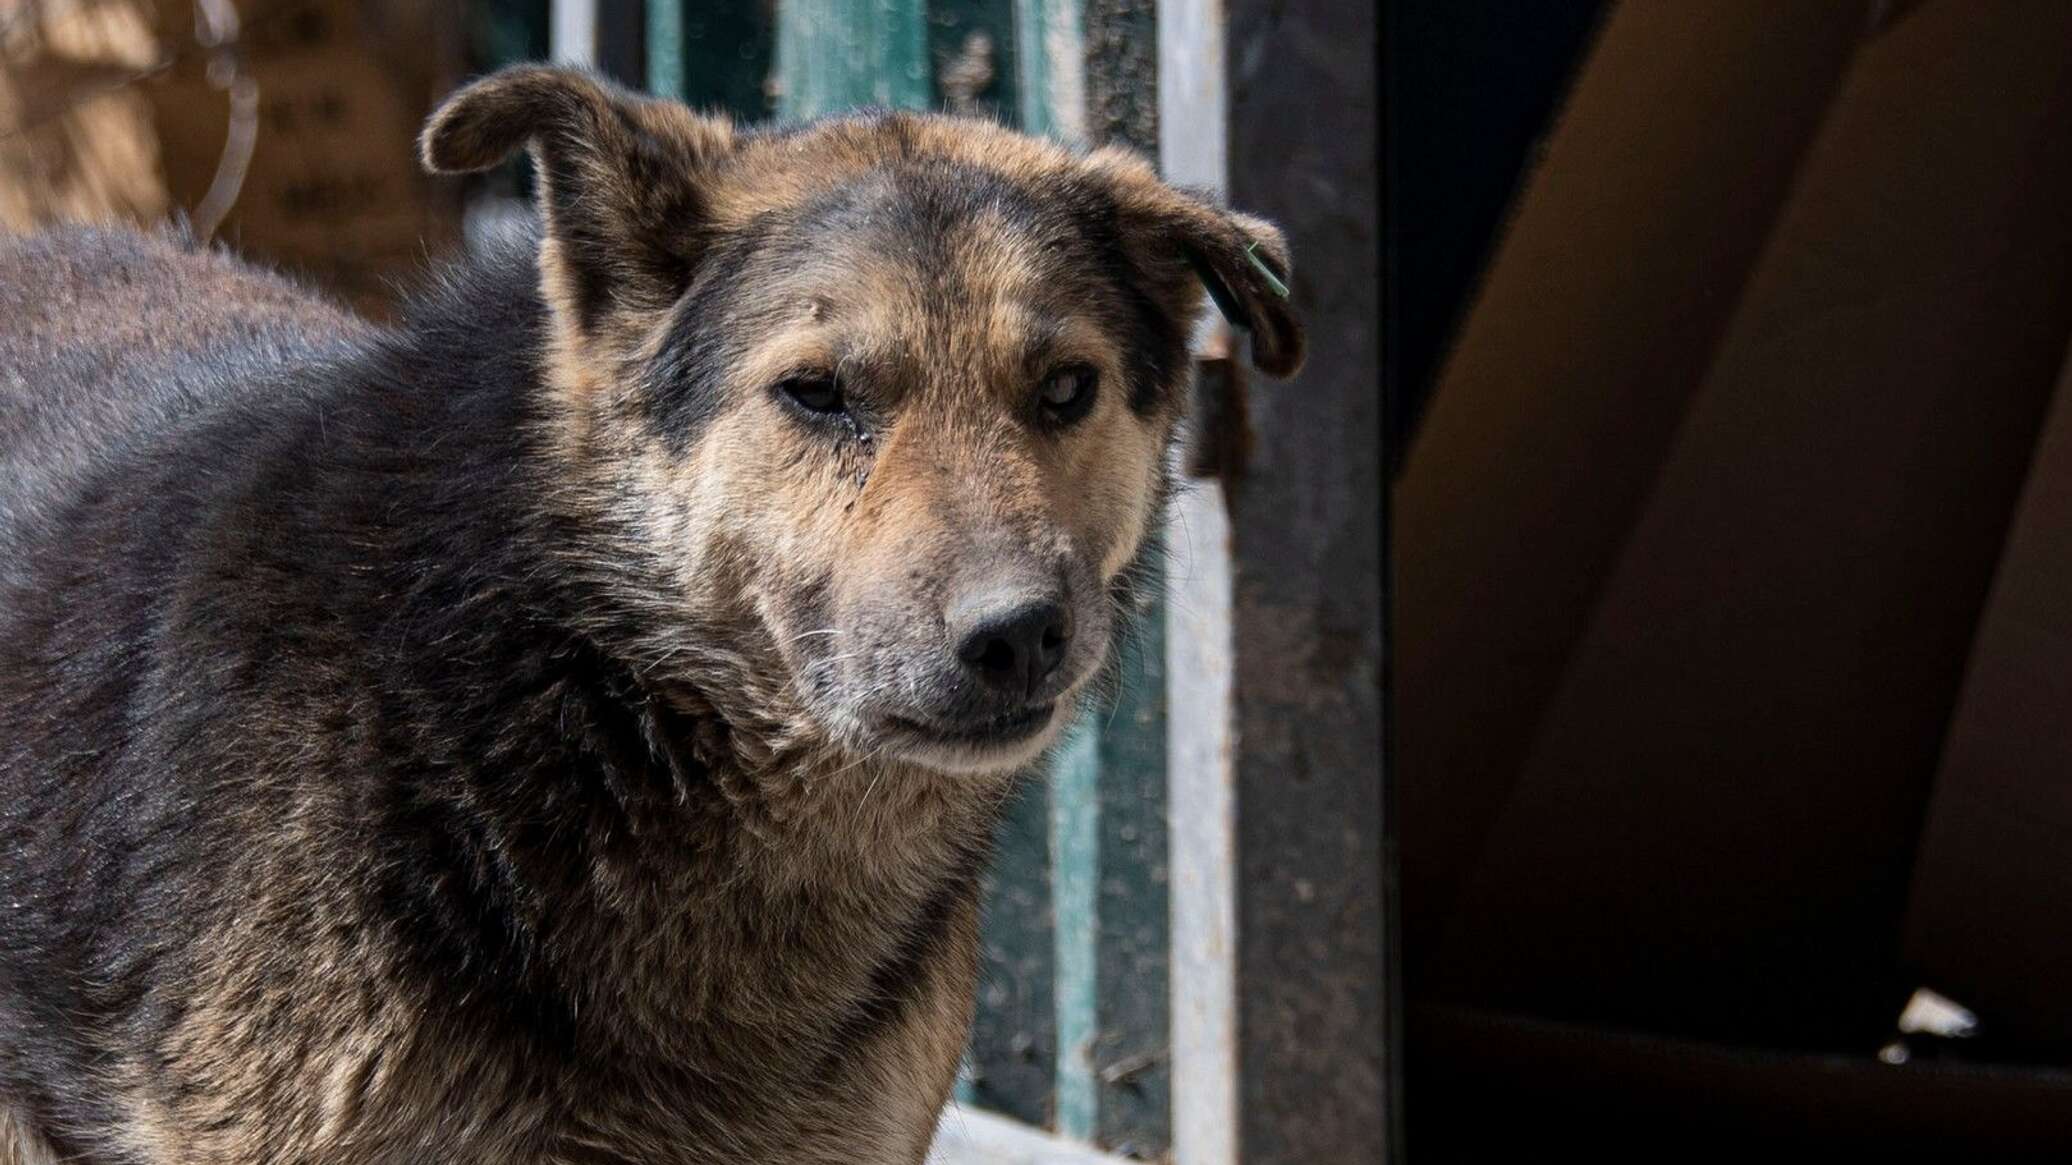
xmin=1396 ymin=4 xmax=2072 ymax=1160
xmin=1 ymin=0 xmax=467 ymax=307
xmin=13 ymin=1 xmax=2072 ymax=1162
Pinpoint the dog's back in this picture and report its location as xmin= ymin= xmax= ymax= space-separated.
xmin=0 ymin=228 xmax=363 ymax=555
xmin=0 ymin=229 xmax=367 ymax=1164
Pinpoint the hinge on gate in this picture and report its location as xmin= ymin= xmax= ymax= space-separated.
xmin=1185 ymin=327 xmax=1251 ymax=482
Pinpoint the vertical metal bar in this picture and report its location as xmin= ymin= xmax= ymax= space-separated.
xmin=1040 ymin=614 xmax=1168 ymax=1156
xmin=647 ymin=0 xmax=684 ymax=99
xmin=1014 ymin=0 xmax=1053 ymax=131
xmin=1029 ymin=3 xmax=1174 ymax=1153
xmin=1048 ymin=722 xmax=1101 ymax=1142
xmin=1158 ymin=2 xmax=1237 ymax=1156
xmin=1076 ymin=6 xmax=1172 ymax=1151
xmin=550 ymin=0 xmax=597 ymax=69
xmin=1163 ymin=491 xmax=1238 ymax=1165
xmin=1164 ymin=494 xmax=1235 ymax=1165
xmin=1015 ymin=0 xmax=1087 ymax=140
xmin=554 ymin=0 xmax=642 ymax=85
xmin=967 ymin=781 xmax=1057 ymax=1128
xmin=594 ymin=0 xmax=646 ymax=86
xmin=674 ymin=5 xmax=778 ymax=118
xmin=1087 ymin=586 xmax=1172 ymax=1155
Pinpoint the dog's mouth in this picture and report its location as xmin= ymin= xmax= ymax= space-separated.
xmin=887 ymin=702 xmax=1056 ymax=749
xmin=873 ymin=701 xmax=1062 ymax=773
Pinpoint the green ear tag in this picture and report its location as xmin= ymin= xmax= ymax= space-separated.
xmin=1245 ymin=242 xmax=1291 ymax=300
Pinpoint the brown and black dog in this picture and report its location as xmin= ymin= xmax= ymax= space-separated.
xmin=0 ymin=66 xmax=1300 ymax=1164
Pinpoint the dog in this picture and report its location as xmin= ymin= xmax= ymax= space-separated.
xmin=0 ymin=65 xmax=1301 ymax=1163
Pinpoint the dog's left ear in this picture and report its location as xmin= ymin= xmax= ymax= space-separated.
xmin=420 ymin=65 xmax=736 ymax=333
xmin=1087 ymin=147 xmax=1305 ymax=379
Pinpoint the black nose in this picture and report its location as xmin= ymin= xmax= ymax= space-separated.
xmin=953 ymin=594 xmax=1071 ymax=696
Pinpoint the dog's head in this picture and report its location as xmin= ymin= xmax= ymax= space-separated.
xmin=423 ymin=66 xmax=1302 ymax=775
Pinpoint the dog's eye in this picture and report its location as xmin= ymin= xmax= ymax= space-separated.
xmin=779 ymin=374 xmax=846 ymax=416
xmin=1037 ymin=366 xmax=1097 ymax=425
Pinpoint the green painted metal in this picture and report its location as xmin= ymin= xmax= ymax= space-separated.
xmin=680 ymin=6 xmax=780 ymax=120
xmin=1013 ymin=0 xmax=1048 ymax=131
xmin=472 ymin=0 xmax=551 ymax=72
xmin=643 ymin=3 xmax=778 ymax=118
xmin=968 ymin=779 xmax=1058 ymax=1128
xmin=983 ymin=604 xmax=1170 ymax=1155
xmin=646 ymin=0 xmax=684 ymax=99
xmin=1015 ymin=0 xmax=1173 ymax=1153
xmin=1018 ymin=0 xmax=1161 ymax=1147
xmin=1087 ymin=586 xmax=1169 ymax=1155
xmin=1013 ymin=0 xmax=1086 ymax=139
xmin=1076 ymin=5 xmax=1171 ymax=1153
xmin=774 ymin=0 xmax=933 ymax=119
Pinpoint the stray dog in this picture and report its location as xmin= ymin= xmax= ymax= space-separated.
xmin=0 ymin=65 xmax=1301 ymax=1163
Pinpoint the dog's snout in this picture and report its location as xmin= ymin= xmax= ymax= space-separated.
xmin=951 ymin=590 xmax=1071 ymax=697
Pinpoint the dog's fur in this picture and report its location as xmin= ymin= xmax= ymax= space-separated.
xmin=0 ymin=67 xmax=1300 ymax=1163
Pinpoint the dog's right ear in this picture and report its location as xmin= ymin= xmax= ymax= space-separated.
xmin=421 ymin=65 xmax=736 ymax=334
xmin=1082 ymin=146 xmax=1305 ymax=379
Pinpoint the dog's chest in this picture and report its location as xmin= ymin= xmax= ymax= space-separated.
xmin=529 ymin=893 xmax=982 ymax=1165
xmin=507 ymin=798 xmax=989 ymax=1162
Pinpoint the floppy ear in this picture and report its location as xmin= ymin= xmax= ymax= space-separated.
xmin=1087 ymin=147 xmax=1305 ymax=379
xmin=420 ymin=65 xmax=736 ymax=332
